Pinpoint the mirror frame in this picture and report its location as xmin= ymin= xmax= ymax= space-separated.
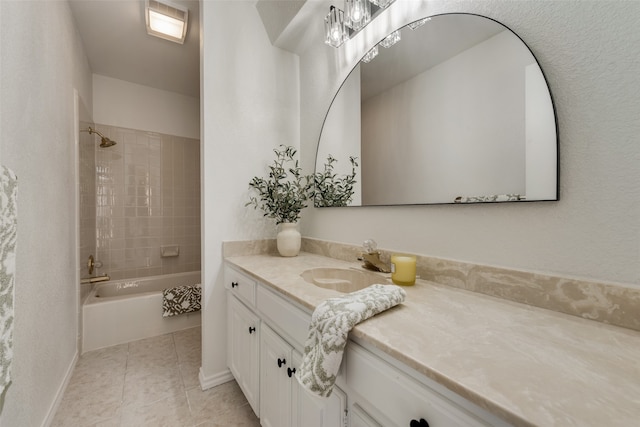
xmin=314 ymin=12 xmax=559 ymax=207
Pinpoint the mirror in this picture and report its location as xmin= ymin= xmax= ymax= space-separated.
xmin=315 ymin=13 xmax=558 ymax=206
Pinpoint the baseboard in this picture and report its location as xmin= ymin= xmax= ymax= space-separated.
xmin=42 ymin=350 xmax=78 ymax=427
xmin=198 ymin=367 xmax=234 ymax=390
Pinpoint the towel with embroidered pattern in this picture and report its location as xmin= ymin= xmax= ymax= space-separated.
xmin=0 ymin=166 xmax=18 ymax=395
xmin=162 ymin=284 xmax=201 ymax=317
xmin=296 ymin=284 xmax=406 ymax=397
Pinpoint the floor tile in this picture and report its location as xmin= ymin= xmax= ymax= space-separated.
xmin=75 ymin=344 xmax=128 ymax=378
xmin=53 ymin=327 xmax=256 ymax=427
xmin=174 ymin=327 xmax=202 ymax=363
xmin=120 ymin=393 xmax=195 ymax=427
xmin=179 ymin=359 xmax=202 ymax=389
xmin=51 ymin=384 xmax=123 ymax=427
xmin=186 ymin=381 xmax=251 ymax=425
xmin=126 ymin=341 xmax=178 ymax=373
xmin=128 ymin=333 xmax=176 ymax=358
xmin=122 ymin=365 xmax=184 ymax=408
xmin=193 ymin=402 xmax=260 ymax=427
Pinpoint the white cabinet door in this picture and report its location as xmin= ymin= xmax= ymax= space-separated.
xmin=291 ymin=350 xmax=347 ymax=427
xmin=260 ymin=324 xmax=293 ymax=427
xmin=350 ymin=404 xmax=382 ymax=427
xmin=227 ymin=293 xmax=260 ymax=416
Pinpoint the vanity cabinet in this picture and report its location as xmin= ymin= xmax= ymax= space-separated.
xmin=260 ymin=323 xmax=294 ymax=427
xmin=346 ymin=341 xmax=493 ymax=427
xmin=291 ymin=350 xmax=348 ymax=427
xmin=259 ymin=323 xmax=348 ymax=427
xmin=226 ymin=265 xmax=346 ymax=426
xmin=226 ymin=293 xmax=260 ymax=416
xmin=225 ymin=263 xmax=507 ymax=427
xmin=349 ymin=404 xmax=382 ymax=427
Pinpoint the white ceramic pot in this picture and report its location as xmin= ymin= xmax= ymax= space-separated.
xmin=277 ymin=222 xmax=301 ymax=257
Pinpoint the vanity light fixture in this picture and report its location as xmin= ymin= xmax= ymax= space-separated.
xmin=145 ymin=0 xmax=189 ymax=44
xmin=324 ymin=0 xmax=396 ymax=48
xmin=325 ymin=6 xmax=347 ymax=47
xmin=344 ymin=0 xmax=371 ymax=31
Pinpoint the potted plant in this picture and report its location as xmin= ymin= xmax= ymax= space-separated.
xmin=246 ymin=145 xmax=313 ymax=256
xmin=313 ymin=154 xmax=358 ymax=207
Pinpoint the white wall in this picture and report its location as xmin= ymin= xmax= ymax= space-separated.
xmin=316 ymin=68 xmax=362 ymax=205
xmin=200 ymin=0 xmax=299 ymax=384
xmin=93 ymin=74 xmax=200 ymax=139
xmin=0 ymin=1 xmax=93 ymax=425
xmin=300 ymin=1 xmax=640 ymax=287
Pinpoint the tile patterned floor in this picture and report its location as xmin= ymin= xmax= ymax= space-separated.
xmin=52 ymin=327 xmax=260 ymax=427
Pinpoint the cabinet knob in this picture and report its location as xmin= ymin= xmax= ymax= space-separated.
xmin=409 ymin=419 xmax=429 ymax=427
xmin=248 ymin=326 xmax=256 ymax=334
xmin=287 ymin=367 xmax=296 ymax=378
xmin=277 ymin=358 xmax=286 ymax=368
xmin=231 ymin=281 xmax=238 ymax=288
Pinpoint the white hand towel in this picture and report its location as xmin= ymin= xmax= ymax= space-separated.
xmin=296 ymin=284 xmax=406 ymax=397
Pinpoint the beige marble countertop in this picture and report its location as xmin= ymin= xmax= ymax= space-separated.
xmin=225 ymin=252 xmax=640 ymax=427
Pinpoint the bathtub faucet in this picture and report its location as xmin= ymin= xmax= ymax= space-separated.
xmin=80 ymin=274 xmax=110 ymax=284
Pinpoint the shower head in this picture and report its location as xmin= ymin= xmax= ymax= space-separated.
xmin=83 ymin=127 xmax=117 ymax=148
xmin=99 ymin=136 xmax=117 ymax=148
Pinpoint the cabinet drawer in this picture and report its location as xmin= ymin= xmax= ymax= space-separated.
xmin=346 ymin=342 xmax=491 ymax=427
xmin=257 ymin=284 xmax=310 ymax=349
xmin=225 ymin=266 xmax=256 ymax=306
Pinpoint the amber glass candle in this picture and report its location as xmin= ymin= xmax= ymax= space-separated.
xmin=391 ymin=254 xmax=416 ymax=286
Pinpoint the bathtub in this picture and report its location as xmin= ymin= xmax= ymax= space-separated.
xmin=82 ymin=271 xmax=201 ymax=353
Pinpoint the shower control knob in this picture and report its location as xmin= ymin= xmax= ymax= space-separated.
xmin=277 ymin=358 xmax=286 ymax=368
xmin=248 ymin=326 xmax=256 ymax=334
xmin=231 ymin=281 xmax=238 ymax=288
xmin=287 ymin=367 xmax=296 ymax=378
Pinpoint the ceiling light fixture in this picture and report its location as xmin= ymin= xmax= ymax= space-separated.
xmin=145 ymin=0 xmax=189 ymax=44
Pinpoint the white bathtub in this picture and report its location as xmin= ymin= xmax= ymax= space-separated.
xmin=82 ymin=271 xmax=201 ymax=353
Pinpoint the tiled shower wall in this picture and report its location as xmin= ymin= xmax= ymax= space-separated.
xmin=93 ymin=124 xmax=201 ymax=280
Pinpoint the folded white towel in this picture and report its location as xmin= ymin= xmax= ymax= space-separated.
xmin=296 ymin=284 xmax=406 ymax=397
xmin=0 ymin=166 xmax=18 ymax=396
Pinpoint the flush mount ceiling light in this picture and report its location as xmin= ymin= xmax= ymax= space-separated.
xmin=324 ymin=0 xmax=396 ymax=49
xmin=145 ymin=0 xmax=189 ymax=44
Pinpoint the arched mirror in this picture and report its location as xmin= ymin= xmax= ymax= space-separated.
xmin=315 ymin=13 xmax=558 ymax=206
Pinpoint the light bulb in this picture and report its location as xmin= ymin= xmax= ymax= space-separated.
xmin=352 ymin=4 xmax=362 ymax=21
xmin=331 ymin=26 xmax=341 ymax=42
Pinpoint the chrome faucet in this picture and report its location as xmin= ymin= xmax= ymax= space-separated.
xmin=359 ymin=239 xmax=391 ymax=273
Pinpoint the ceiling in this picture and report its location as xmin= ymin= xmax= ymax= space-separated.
xmin=68 ymin=0 xmax=200 ymax=98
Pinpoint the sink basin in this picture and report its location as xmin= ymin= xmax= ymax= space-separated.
xmin=300 ymin=267 xmax=387 ymax=293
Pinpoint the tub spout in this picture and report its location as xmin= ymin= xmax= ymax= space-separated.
xmin=80 ymin=274 xmax=110 ymax=284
